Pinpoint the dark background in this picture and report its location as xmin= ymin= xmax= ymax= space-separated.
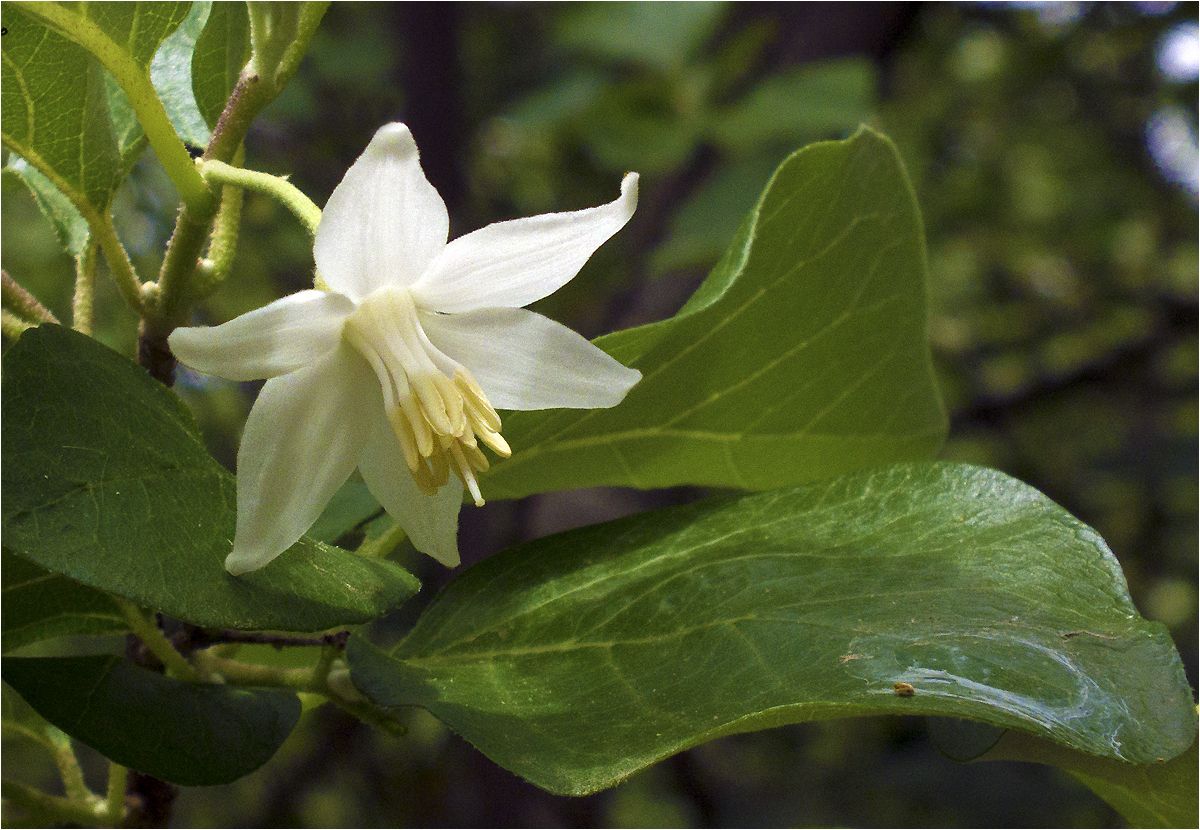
xmin=3 ymin=2 xmax=1196 ymax=826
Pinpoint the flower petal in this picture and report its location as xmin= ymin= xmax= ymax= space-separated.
xmin=225 ymin=345 xmax=379 ymax=575
xmin=411 ymin=173 xmax=638 ymax=313
xmin=168 ymin=290 xmax=354 ymax=381
xmin=421 ymin=307 xmax=641 ymax=410
xmin=358 ymin=414 xmax=464 ymax=567
xmin=313 ymin=123 xmax=449 ymax=301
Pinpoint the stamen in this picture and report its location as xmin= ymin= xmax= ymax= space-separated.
xmin=343 ymin=286 xmax=512 ymax=505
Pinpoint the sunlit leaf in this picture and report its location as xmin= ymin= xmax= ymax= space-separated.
xmin=349 ymin=463 xmax=1195 ymax=796
xmin=487 ymin=128 xmax=946 ymax=499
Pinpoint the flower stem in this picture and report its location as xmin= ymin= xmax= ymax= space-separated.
xmin=15 ymin=3 xmax=212 ymax=214
xmin=114 ymin=599 xmax=202 ymax=682
xmin=355 ymin=521 xmax=408 ymax=559
xmin=104 ymin=763 xmax=128 ymax=825
xmin=199 ymin=160 xmax=322 ymax=236
xmin=92 ymin=212 xmax=146 ymax=316
xmin=44 ymin=726 xmax=92 ymax=803
xmin=1 ymin=270 xmax=59 ymax=324
xmin=72 ymin=240 xmax=98 ymax=335
xmin=0 ymin=780 xmax=106 ymax=827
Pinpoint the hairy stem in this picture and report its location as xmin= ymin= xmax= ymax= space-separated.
xmin=0 ymin=780 xmax=106 ymax=827
xmin=1 ymin=270 xmax=59 ymax=324
xmin=44 ymin=726 xmax=92 ymax=803
xmin=72 ymin=240 xmax=98 ymax=335
xmin=1 ymin=311 xmax=34 ymax=339
xmin=104 ymin=763 xmax=128 ymax=825
xmin=92 ymin=212 xmax=146 ymax=316
xmin=199 ymin=160 xmax=322 ymax=236
xmin=114 ymin=599 xmax=202 ymax=682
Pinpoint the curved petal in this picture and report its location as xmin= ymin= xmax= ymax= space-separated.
xmin=169 ymin=290 xmax=354 ymax=381
xmin=358 ymin=412 xmax=463 ymax=567
xmin=421 ymin=307 xmax=641 ymax=411
xmin=313 ymin=123 xmax=449 ymax=301
xmin=411 ymin=173 xmax=638 ymax=313
xmin=226 ymin=345 xmax=379 ymax=575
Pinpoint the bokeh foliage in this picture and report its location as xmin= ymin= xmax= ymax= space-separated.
xmin=2 ymin=2 xmax=1195 ymax=827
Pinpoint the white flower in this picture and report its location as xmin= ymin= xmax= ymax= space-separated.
xmin=169 ymin=123 xmax=640 ymax=575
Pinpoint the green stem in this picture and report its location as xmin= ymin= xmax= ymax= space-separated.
xmin=72 ymin=241 xmax=98 ymax=335
xmin=44 ymin=726 xmax=92 ymax=804
xmin=192 ymin=651 xmax=314 ymax=690
xmin=1 ymin=270 xmax=59 ymax=324
xmin=14 ymin=3 xmax=212 ymax=214
xmin=200 ymin=160 xmax=322 ymax=236
xmin=196 ymin=146 xmax=247 ymax=294
xmin=104 ymin=763 xmax=127 ymax=825
xmin=92 ymin=213 xmax=146 ymax=316
xmin=1 ymin=780 xmax=105 ymax=827
xmin=355 ymin=521 xmax=408 ymax=559
xmin=1 ymin=311 xmax=34 ymax=339
xmin=114 ymin=599 xmax=202 ymax=682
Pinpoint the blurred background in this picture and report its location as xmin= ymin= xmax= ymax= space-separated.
xmin=3 ymin=2 xmax=1197 ymax=826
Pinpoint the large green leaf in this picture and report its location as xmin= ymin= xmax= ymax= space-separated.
xmin=1 ymin=325 xmax=419 ymax=631
xmin=3 ymin=655 xmax=299 ymax=785
xmin=1 ymin=549 xmax=126 ymax=653
xmin=191 ymin=0 xmax=250 ymax=128
xmin=1 ymin=1 xmax=190 ymax=247
xmin=348 ymin=463 xmax=1195 ymax=796
xmin=1 ymin=4 xmax=122 ymax=218
xmin=485 ymin=128 xmax=946 ymax=500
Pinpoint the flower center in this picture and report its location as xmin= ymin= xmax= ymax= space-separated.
xmin=342 ymin=286 xmax=509 ymax=505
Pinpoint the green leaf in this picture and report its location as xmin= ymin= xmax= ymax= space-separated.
xmin=1 ymin=549 xmax=126 ymax=653
xmin=710 ymin=59 xmax=877 ymax=152
xmin=3 ymin=655 xmax=300 ymax=785
xmin=1 ymin=1 xmax=191 ymax=238
xmin=1 ymin=325 xmax=419 ymax=632
xmin=979 ymin=732 xmax=1199 ymax=828
xmin=486 ymin=128 xmax=946 ymax=499
xmin=1 ymin=4 xmax=122 ymax=216
xmin=191 ymin=0 xmax=250 ymax=128
xmin=150 ymin=0 xmax=215 ymax=148
xmin=2 ymin=157 xmax=91 ymax=256
xmin=348 ymin=463 xmax=1195 ymax=796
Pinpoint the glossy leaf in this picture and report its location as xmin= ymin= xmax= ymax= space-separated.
xmin=3 ymin=655 xmax=299 ymax=785
xmin=486 ymin=128 xmax=946 ymax=499
xmin=349 ymin=463 xmax=1195 ymax=796
xmin=192 ymin=0 xmax=250 ymax=128
xmin=1 ymin=549 xmax=126 ymax=653
xmin=1 ymin=325 xmax=419 ymax=631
